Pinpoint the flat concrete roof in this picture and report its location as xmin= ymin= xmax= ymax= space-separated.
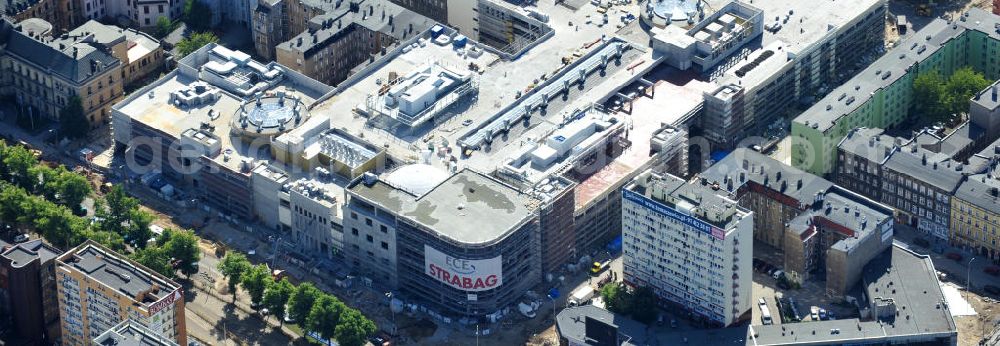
xmin=58 ymin=241 xmax=181 ymax=304
xmin=1 ymin=239 xmax=61 ymax=268
xmin=311 ymin=5 xmax=654 ymax=181
xmin=349 ymin=169 xmax=538 ymax=245
xmin=704 ymin=0 xmax=884 ymax=54
xmin=749 ymin=245 xmax=956 ymax=345
xmin=94 ymin=320 xmax=178 ymax=346
xmin=115 ymin=43 xmax=330 ymax=173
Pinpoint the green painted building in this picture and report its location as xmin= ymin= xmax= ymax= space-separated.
xmin=792 ymin=9 xmax=1000 ymax=175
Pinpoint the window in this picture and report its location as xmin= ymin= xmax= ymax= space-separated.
xmin=366 ymin=235 xmax=373 ymax=243
xmin=157 ymin=4 xmax=163 ymax=12
xmin=380 ymin=225 xmax=387 ymax=233
xmin=381 ymin=242 xmax=388 ymax=250
xmin=351 ymin=228 xmax=358 ymax=236
xmin=351 ymin=212 xmax=357 ymax=220
xmin=143 ymin=5 xmax=149 ymax=13
xmin=365 ymin=218 xmax=372 ymax=226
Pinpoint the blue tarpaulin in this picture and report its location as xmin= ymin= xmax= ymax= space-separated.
xmin=606 ymin=235 xmax=622 ymax=254
xmin=711 ymin=150 xmax=731 ymax=162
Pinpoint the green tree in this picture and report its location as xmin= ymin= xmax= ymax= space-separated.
xmin=176 ymin=32 xmax=219 ymax=57
xmin=126 ymin=208 xmax=154 ymax=248
xmin=97 ymin=185 xmax=152 ymax=247
xmin=600 ymin=283 xmax=631 ymax=314
xmin=0 ymin=183 xmax=29 ymax=225
xmin=305 ymin=294 xmax=344 ymax=341
xmin=240 ymin=263 xmax=273 ymax=309
xmin=1 ymin=144 xmax=39 ymax=189
xmin=41 ymin=166 xmax=91 ymax=213
xmin=913 ymin=70 xmax=949 ymax=122
xmin=155 ymin=16 xmax=174 ymax=38
xmin=78 ymin=228 xmax=126 ymax=252
xmin=132 ymin=246 xmax=174 ymax=278
xmin=263 ymin=278 xmax=294 ymax=325
xmin=162 ymin=229 xmax=201 ymax=276
xmin=218 ymin=252 xmax=251 ymax=299
xmin=183 ymin=0 xmax=213 ymax=31
xmin=335 ymin=309 xmax=377 ymax=346
xmin=58 ymin=96 xmax=89 ymax=140
xmin=945 ymin=67 xmax=991 ymax=115
xmin=628 ymin=286 xmax=658 ymax=324
xmin=287 ymin=282 xmax=321 ymax=323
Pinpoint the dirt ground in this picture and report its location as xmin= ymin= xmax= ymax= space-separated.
xmin=956 ymin=291 xmax=1000 ymax=346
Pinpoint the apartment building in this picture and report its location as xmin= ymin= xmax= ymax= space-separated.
xmin=274 ymin=0 xmax=432 ymax=86
xmin=685 ymin=0 xmax=886 ymax=149
xmin=699 ymin=149 xmax=895 ymax=297
xmin=73 ymin=0 xmax=185 ymax=28
xmin=793 ymin=8 xmax=1000 ymax=175
xmin=0 ymin=18 xmax=123 ymax=129
xmin=2 ymin=0 xmax=60 ymax=31
xmin=835 ymin=126 xmax=998 ymax=240
xmin=951 ymin=159 xmax=1000 ymax=261
xmin=67 ymin=20 xmax=165 ymax=86
xmin=784 ymin=187 xmax=894 ymax=297
xmin=699 ymin=148 xmax=833 ymax=250
xmin=0 ymin=239 xmax=62 ymax=345
xmin=55 ymin=241 xmax=187 ymax=346
xmin=621 ymin=169 xmax=752 ymax=327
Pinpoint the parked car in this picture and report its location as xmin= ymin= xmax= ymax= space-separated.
xmin=985 ymin=285 xmax=1000 ymax=295
xmin=810 ymin=306 xmax=820 ymax=321
xmin=985 ymin=266 xmax=1000 ymax=276
xmin=13 ymin=233 xmax=29 ymax=243
xmin=818 ymin=308 xmax=828 ymax=320
xmin=946 ymin=252 xmax=963 ymax=261
xmin=758 ymin=298 xmax=767 ymax=307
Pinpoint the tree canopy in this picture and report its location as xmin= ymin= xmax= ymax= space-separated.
xmin=155 ymin=16 xmax=174 ymax=38
xmin=305 ymin=294 xmax=345 ymax=342
xmin=263 ymin=278 xmax=294 ymax=324
xmin=335 ymin=309 xmax=377 ymax=346
xmin=132 ymin=246 xmax=174 ymax=279
xmin=287 ymin=282 xmax=321 ymax=323
xmin=241 ymin=263 xmax=273 ymax=309
xmin=218 ymin=252 xmax=251 ymax=297
xmin=160 ymin=229 xmax=202 ymax=276
xmin=177 ymin=32 xmax=219 ymax=57
xmin=58 ymin=96 xmax=89 ymax=140
xmin=913 ymin=67 xmax=991 ymax=122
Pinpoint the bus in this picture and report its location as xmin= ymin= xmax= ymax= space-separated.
xmin=760 ymin=304 xmax=773 ymax=325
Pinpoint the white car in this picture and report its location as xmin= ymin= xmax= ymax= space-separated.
xmin=13 ymin=234 xmax=29 ymax=243
xmin=758 ymin=298 xmax=767 ymax=307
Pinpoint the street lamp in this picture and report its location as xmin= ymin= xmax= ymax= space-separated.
xmin=967 ymin=257 xmax=977 ymax=300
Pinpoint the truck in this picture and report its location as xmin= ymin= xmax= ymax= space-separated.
xmin=568 ymin=285 xmax=596 ymax=307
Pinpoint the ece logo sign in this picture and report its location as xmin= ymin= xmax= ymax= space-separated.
xmin=424 ymin=245 xmax=502 ymax=291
